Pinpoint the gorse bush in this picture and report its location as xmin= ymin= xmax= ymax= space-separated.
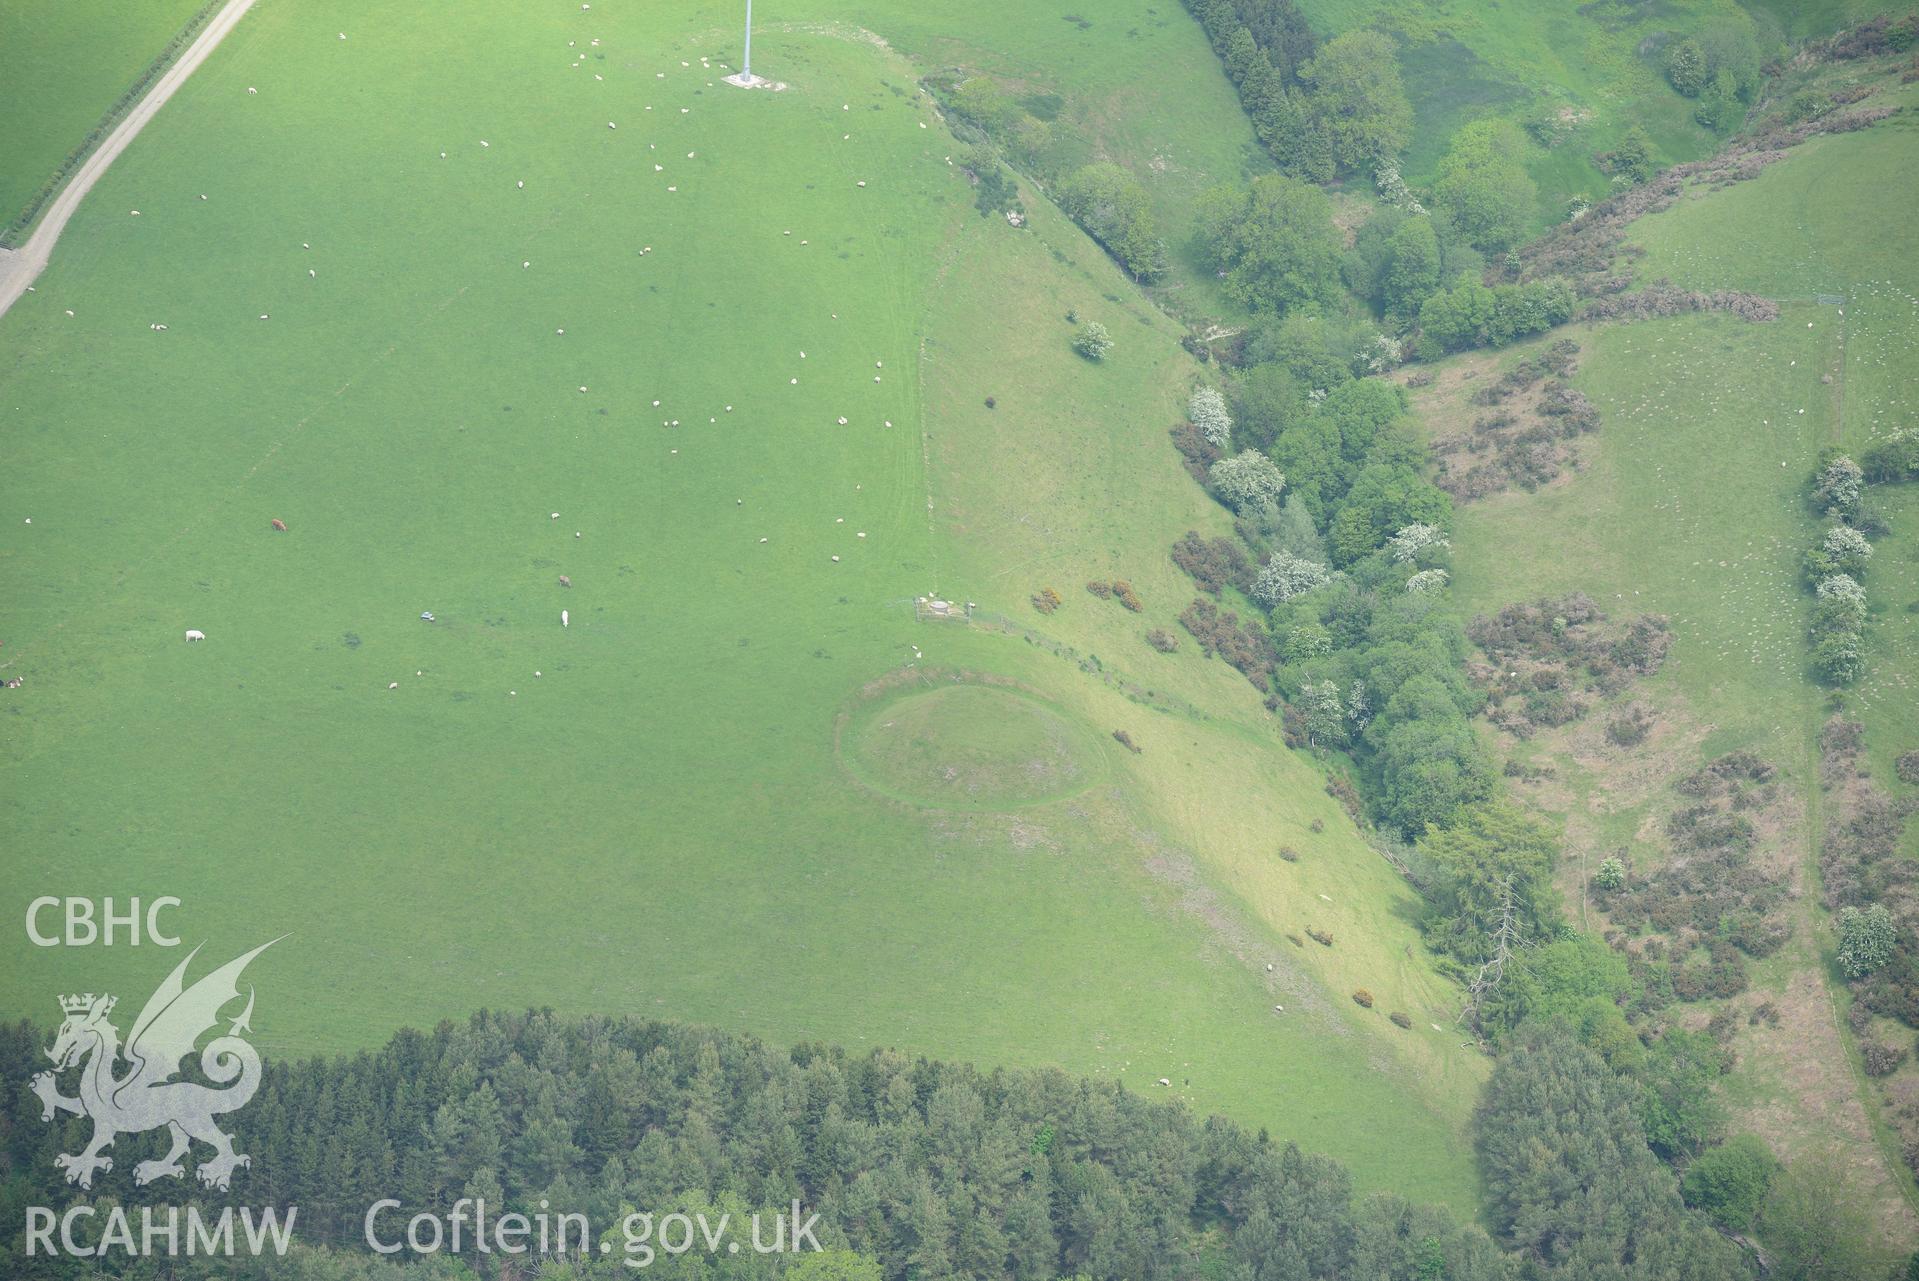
xmin=1839 ymin=903 xmax=1897 ymax=978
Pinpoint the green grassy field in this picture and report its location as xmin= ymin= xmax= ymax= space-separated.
xmin=839 ymin=0 xmax=1271 ymax=320
xmin=1627 ymin=84 xmax=1919 ymax=855
xmin=1428 ymin=87 xmax=1919 ymax=1243
xmin=0 ymin=0 xmax=1482 ymax=1208
xmin=0 ymin=0 xmax=213 ymax=234
xmin=1434 ymin=308 xmax=1919 ymax=1243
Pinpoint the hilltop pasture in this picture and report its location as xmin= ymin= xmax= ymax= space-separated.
xmin=0 ymin=0 xmax=1483 ymax=1207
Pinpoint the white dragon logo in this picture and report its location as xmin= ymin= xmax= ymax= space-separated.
xmin=31 ymin=939 xmax=279 ymax=1191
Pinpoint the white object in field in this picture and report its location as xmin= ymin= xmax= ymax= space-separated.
xmin=561 ymin=609 xmax=569 ymax=628
xmin=1318 ymin=893 xmax=1332 ymax=902
xmin=551 ymin=512 xmax=560 ymax=519
xmin=389 ymin=682 xmax=398 ymax=689
xmin=1157 ymin=1078 xmax=1170 ymax=1087
xmin=184 ymin=629 xmax=206 ymax=642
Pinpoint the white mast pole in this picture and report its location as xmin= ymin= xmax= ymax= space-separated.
xmin=742 ymin=0 xmax=752 ymax=79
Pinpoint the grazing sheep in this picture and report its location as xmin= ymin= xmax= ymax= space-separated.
xmin=184 ymin=630 xmax=206 ymax=642
xmin=561 ymin=609 xmax=569 ymax=627
xmin=558 ymin=575 xmax=571 ymax=588
xmin=271 ymin=518 xmax=287 ymax=531
xmin=1157 ymin=1078 xmax=1171 ymax=1087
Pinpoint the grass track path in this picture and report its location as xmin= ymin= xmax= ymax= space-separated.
xmin=0 ymin=0 xmax=255 ymax=319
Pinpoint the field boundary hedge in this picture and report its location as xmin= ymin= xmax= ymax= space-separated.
xmin=1 ymin=0 xmax=227 ymax=248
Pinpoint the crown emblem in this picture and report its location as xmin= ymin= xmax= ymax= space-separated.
xmin=59 ymin=993 xmax=113 ymax=1017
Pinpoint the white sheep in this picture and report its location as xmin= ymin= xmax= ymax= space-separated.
xmin=184 ymin=629 xmax=207 ymax=642
xmin=561 ymin=609 xmax=570 ymax=628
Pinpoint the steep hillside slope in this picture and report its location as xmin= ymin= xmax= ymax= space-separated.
xmin=0 ymin=0 xmax=1481 ymax=1206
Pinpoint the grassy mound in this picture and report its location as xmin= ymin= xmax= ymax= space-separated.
xmin=843 ymin=679 xmax=1110 ymax=810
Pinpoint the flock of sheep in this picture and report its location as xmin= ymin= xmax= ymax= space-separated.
xmin=168 ymin=24 xmax=912 ymax=700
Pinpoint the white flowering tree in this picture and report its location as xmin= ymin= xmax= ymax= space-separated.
xmin=1073 ymin=321 xmax=1113 ymax=361
xmin=1252 ymin=551 xmax=1331 ymax=607
xmin=1374 ymin=164 xmax=1427 ymax=216
xmin=1389 ymin=523 xmax=1451 ymax=564
xmin=1813 ymin=455 xmax=1863 ymax=517
xmin=1817 ymin=573 xmax=1867 ymax=612
xmin=1303 ymin=680 xmax=1348 ymax=747
xmin=1346 ymin=680 xmax=1372 ymax=728
xmin=1819 ymin=524 xmax=1874 ymax=577
xmin=1405 ymin=568 xmax=1451 ymax=594
xmin=1209 ymin=450 xmax=1286 ymax=516
xmin=1190 ymin=386 xmax=1233 ymax=449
